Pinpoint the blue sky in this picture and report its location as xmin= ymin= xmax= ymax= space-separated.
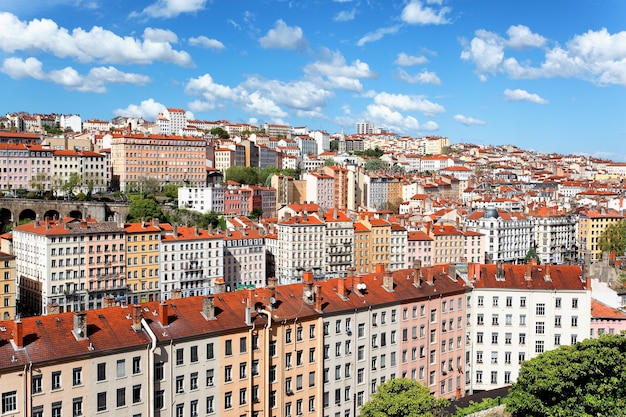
xmin=1 ymin=0 xmax=625 ymax=160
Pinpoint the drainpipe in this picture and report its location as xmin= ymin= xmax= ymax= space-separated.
xmin=257 ymin=309 xmax=272 ymax=417
xmin=141 ymin=318 xmax=158 ymax=417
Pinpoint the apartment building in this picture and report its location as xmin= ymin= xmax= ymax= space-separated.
xmin=353 ymin=214 xmax=392 ymax=275
xmin=223 ymin=228 xmax=266 ymax=290
xmin=467 ymin=262 xmax=591 ymax=392
xmin=390 ymin=223 xmax=407 ymax=272
xmin=0 ymin=252 xmax=16 ymax=320
xmin=125 ymin=220 xmax=162 ymax=304
xmin=160 ymin=225 xmax=224 ymax=299
xmin=178 ymin=185 xmax=225 ymax=214
xmin=527 ymin=206 xmax=577 ymax=264
xmin=577 ymin=208 xmax=624 ymax=261
xmin=12 ymin=217 xmax=126 ymax=315
xmin=465 ymin=208 xmax=533 ymax=264
xmin=323 ymin=166 xmax=349 ymax=212
xmin=52 ymin=149 xmax=108 ymax=195
xmin=406 ymin=231 xmax=433 ymax=268
xmin=322 ymin=209 xmax=354 ymax=278
xmin=429 ymin=224 xmax=466 ymax=265
xmin=0 ymin=143 xmax=52 ymax=193
xmin=110 ymin=133 xmax=206 ymax=192
xmin=303 ymin=172 xmax=334 ymax=211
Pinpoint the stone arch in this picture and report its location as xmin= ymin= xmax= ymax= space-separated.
xmin=18 ymin=208 xmax=37 ymax=223
xmin=69 ymin=210 xmax=83 ymax=219
xmin=0 ymin=208 xmax=12 ymax=233
xmin=44 ymin=209 xmax=61 ymax=221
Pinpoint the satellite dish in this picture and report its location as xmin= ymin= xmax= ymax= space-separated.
xmin=305 ymin=290 xmax=312 ymax=298
xmin=76 ymin=328 xmax=82 ymax=334
xmin=270 ymin=297 xmax=276 ymax=305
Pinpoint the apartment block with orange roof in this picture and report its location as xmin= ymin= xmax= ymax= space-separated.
xmin=0 ymin=251 xmax=16 ymax=320
xmin=428 ymin=223 xmax=466 ymax=265
xmin=125 ymin=219 xmax=162 ymax=304
xmin=527 ymin=206 xmax=577 ymax=264
xmin=406 ymin=231 xmax=433 ymax=267
xmin=52 ymin=149 xmax=108 ymax=195
xmin=302 ymin=172 xmax=334 ymax=211
xmin=322 ymin=209 xmax=354 ymax=278
xmin=390 ymin=223 xmax=408 ymax=272
xmin=577 ymin=208 xmax=624 ymax=261
xmin=223 ymin=228 xmax=266 ymax=290
xmin=323 ymin=165 xmax=349 ymax=211
xmin=353 ymin=214 xmax=391 ymax=274
xmin=161 ymin=225 xmax=224 ymax=299
xmin=110 ymin=133 xmax=206 ymax=192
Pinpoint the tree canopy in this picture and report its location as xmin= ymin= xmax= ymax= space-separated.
xmin=364 ymin=158 xmax=388 ymax=171
xmin=128 ymin=198 xmax=164 ymax=222
xmin=360 ymin=378 xmax=448 ymax=417
xmin=598 ymin=219 xmax=626 ymax=257
xmin=507 ymin=334 xmax=626 ymax=417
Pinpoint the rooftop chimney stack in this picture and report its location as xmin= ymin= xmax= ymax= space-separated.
xmin=159 ymin=302 xmax=169 ymax=327
xmin=73 ymin=311 xmax=88 ymax=340
xmin=383 ymin=269 xmax=394 ymax=292
xmin=544 ymin=263 xmax=552 ymax=282
xmin=448 ymin=263 xmax=457 ymax=281
xmin=302 ymin=271 xmax=314 ymax=304
xmin=496 ymin=262 xmax=504 ymax=281
xmin=314 ymin=285 xmax=323 ymax=311
xmin=170 ymin=288 xmax=182 ymax=299
xmin=214 ymin=278 xmax=226 ymax=294
xmin=375 ymin=263 xmax=385 ymax=274
xmin=202 ymin=295 xmax=216 ymax=320
xmin=525 ymin=263 xmax=533 ymax=281
xmin=132 ymin=305 xmax=143 ymax=331
xmin=13 ymin=317 xmax=23 ymax=348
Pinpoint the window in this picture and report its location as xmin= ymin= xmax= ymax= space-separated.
xmin=519 ymin=333 xmax=526 ymax=345
xmin=536 ymin=322 xmax=545 ymax=334
xmin=73 ymin=367 xmax=82 ymax=386
xmin=191 ymin=345 xmax=199 ymax=362
xmin=296 ymin=326 xmax=303 ymax=341
xmin=491 ymin=333 xmax=498 ymax=344
xmin=225 ymin=365 xmax=232 ymax=382
xmin=555 ymin=315 xmax=562 ymax=327
xmin=520 ymin=314 xmax=526 ymax=326
xmin=240 ymin=337 xmax=247 ymax=353
xmin=176 ymin=348 xmax=184 ymax=365
xmin=506 ymin=296 xmax=513 ymax=307
xmin=73 ymin=397 xmax=83 ymax=417
xmin=491 ymin=351 xmax=498 ymax=364
xmin=492 ymin=314 xmax=499 ymax=325
xmin=97 ymin=392 xmax=107 ymax=412
xmin=117 ymin=359 xmax=126 ymax=378
xmin=176 ymin=404 xmax=184 ymax=417
xmin=504 ymin=371 xmax=511 ymax=384
xmin=225 ymin=339 xmax=233 ymax=356
xmin=190 ymin=372 xmax=198 ymax=390
xmin=240 ymin=363 xmax=247 ymax=379
xmin=476 ymin=351 xmax=483 ymax=363
xmin=133 ymin=357 xmax=141 ymax=374
xmin=32 ymin=374 xmax=43 ymax=393
xmin=505 ymin=351 xmax=511 ymax=364
xmin=571 ymin=334 xmax=578 ymax=344
xmin=323 ymin=322 xmax=329 ymax=336
xmin=535 ymin=341 xmax=544 ymax=354
xmin=505 ymin=314 xmax=512 ymax=325
xmin=520 ymin=297 xmax=526 ymax=307
xmin=225 ymin=392 xmax=233 ymax=409
xmin=176 ymin=376 xmax=184 ymax=393
xmin=133 ymin=385 xmax=141 ymax=403
xmin=519 ymin=352 xmax=526 ymax=363
xmin=206 ymin=342 xmax=214 ymax=359
xmin=477 ymin=314 xmax=484 ymax=325
xmin=154 ymin=362 xmax=164 ymax=381
xmin=52 ymin=401 xmax=62 ymax=417
xmin=492 ymin=296 xmax=499 ymax=306
xmin=555 ymin=297 xmax=562 ymax=308
xmin=206 ymin=396 xmax=214 ymax=413
xmin=477 ymin=296 xmax=484 ymax=306
xmin=572 ymin=316 xmax=578 ymax=327
xmin=476 ymin=332 xmax=484 ymax=344
xmin=155 ymin=390 xmax=164 ymax=410
xmin=52 ymin=371 xmax=61 ymax=390
xmin=491 ymin=371 xmax=497 ymax=384
xmin=536 ymin=303 xmax=545 ymax=316
xmin=555 ymin=334 xmax=561 ymax=346
xmin=309 ymin=324 xmax=316 ymax=339
xmin=239 ymin=388 xmax=247 ymax=405
xmin=117 ymin=388 xmax=126 ymax=407
xmin=1 ymin=391 xmax=17 ymax=414
xmin=572 ymin=298 xmax=578 ymax=308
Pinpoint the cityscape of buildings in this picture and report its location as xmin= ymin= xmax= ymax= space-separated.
xmin=1 ymin=109 xmax=626 ymax=416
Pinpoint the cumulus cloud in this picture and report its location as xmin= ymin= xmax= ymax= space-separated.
xmin=506 ymin=25 xmax=546 ymax=49
xmin=363 ymin=104 xmax=439 ymax=133
xmin=394 ymin=68 xmax=441 ymax=85
xmin=188 ymin=36 xmax=225 ymax=50
xmin=357 ymin=26 xmax=399 ymax=46
xmin=0 ymin=12 xmax=192 ymax=66
xmin=454 ymin=114 xmax=486 ymax=126
xmin=334 ymin=9 xmax=356 ymax=22
xmin=373 ymin=92 xmax=445 ymax=115
xmin=401 ymin=0 xmax=451 ymax=25
xmin=304 ymin=48 xmax=377 ymax=92
xmin=114 ymin=98 xmax=167 ymax=118
xmin=242 ymin=76 xmax=333 ymax=111
xmin=1 ymin=57 xmax=150 ymax=92
xmin=503 ymin=88 xmax=548 ymax=104
xmin=259 ymin=20 xmax=307 ymax=50
xmin=394 ymin=52 xmax=429 ymax=66
xmin=462 ymin=26 xmax=626 ymax=86
xmin=185 ymin=74 xmax=239 ymax=101
xmin=131 ymin=0 xmax=208 ymax=19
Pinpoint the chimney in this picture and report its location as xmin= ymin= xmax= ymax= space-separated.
xmin=337 ymin=276 xmax=347 ymax=299
xmin=194 ymin=226 xmax=199 ymax=236
xmin=152 ymin=218 xmax=159 ymax=227
xmin=375 ymin=264 xmax=385 ymax=274
xmin=303 ymin=271 xmax=314 ymax=304
xmin=544 ymin=264 xmax=552 ymax=282
xmin=448 ymin=263 xmax=457 ymax=281
xmin=73 ymin=311 xmax=88 ymax=340
xmin=585 ymin=274 xmax=592 ymax=291
xmin=131 ymin=305 xmax=143 ymax=331
xmin=159 ymin=302 xmax=169 ymax=327
xmin=525 ymin=263 xmax=533 ymax=281
xmin=202 ymin=295 xmax=216 ymax=320
xmin=426 ymin=268 xmax=435 ymax=285
xmin=214 ymin=278 xmax=226 ymax=294
xmin=383 ymin=270 xmax=394 ymax=292
xmin=314 ymin=285 xmax=323 ymax=311
xmin=267 ymin=277 xmax=278 ymax=288
xmin=13 ymin=317 xmax=23 ymax=348
xmin=170 ymin=288 xmax=182 ymax=299
xmin=352 ymin=274 xmax=362 ymax=295
xmin=47 ymin=303 xmax=60 ymax=315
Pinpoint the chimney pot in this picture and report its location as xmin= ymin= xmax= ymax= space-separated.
xmin=202 ymin=295 xmax=216 ymax=320
xmin=159 ymin=302 xmax=169 ymax=326
xmin=14 ymin=317 xmax=23 ymax=348
xmin=132 ymin=305 xmax=143 ymax=331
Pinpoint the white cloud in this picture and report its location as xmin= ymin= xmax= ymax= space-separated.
xmin=242 ymin=91 xmax=288 ymax=119
xmin=357 ymin=26 xmax=399 ymax=46
xmin=0 ymin=12 xmax=192 ymax=66
xmin=394 ymin=52 xmax=429 ymax=66
xmin=188 ymin=36 xmax=225 ymax=50
xmin=334 ymin=9 xmax=356 ymax=22
xmin=187 ymin=99 xmax=215 ymax=113
xmin=259 ymin=20 xmax=307 ymax=50
xmin=132 ymin=0 xmax=207 ymax=19
xmin=185 ymin=74 xmax=239 ymax=101
xmin=114 ymin=99 xmax=167 ymax=119
xmin=373 ymin=92 xmax=445 ymax=115
xmin=363 ymin=104 xmax=439 ymax=133
xmin=454 ymin=114 xmax=486 ymax=126
xmin=304 ymin=48 xmax=377 ymax=92
xmin=506 ymin=25 xmax=546 ymax=49
xmin=503 ymin=88 xmax=548 ymax=104
xmin=401 ymin=0 xmax=451 ymax=25
xmin=242 ymin=76 xmax=333 ymax=111
xmin=394 ymin=68 xmax=441 ymax=85
xmin=1 ymin=57 xmax=150 ymax=93
xmin=462 ymin=26 xmax=626 ymax=86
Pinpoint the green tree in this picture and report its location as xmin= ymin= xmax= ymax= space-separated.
xmin=524 ymin=248 xmax=541 ymax=264
xmin=260 ymin=166 xmax=280 ymax=186
xmin=200 ymin=211 xmax=226 ymax=231
xmin=507 ymin=334 xmax=626 ymax=417
xmin=128 ymin=198 xmax=164 ymax=222
xmin=210 ymin=127 xmax=229 ymax=139
xmin=139 ymin=176 xmax=161 ymax=198
xmin=30 ymin=172 xmax=49 ymax=194
xmin=598 ymin=219 xmax=626 ymax=257
xmin=360 ymin=378 xmax=448 ymax=417
xmin=248 ymin=208 xmax=263 ymax=220
xmin=330 ymin=139 xmax=338 ymax=152
xmin=324 ymin=159 xmax=335 ymax=167
xmin=163 ymin=184 xmax=180 ymax=200
xmin=364 ymin=158 xmax=388 ymax=171
xmin=61 ymin=173 xmax=82 ymax=197
xmin=225 ymin=166 xmax=259 ymax=185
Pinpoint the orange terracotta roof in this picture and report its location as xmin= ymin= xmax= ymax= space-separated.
xmin=591 ymin=299 xmax=626 ymax=319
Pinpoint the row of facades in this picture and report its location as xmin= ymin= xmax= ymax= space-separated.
xmin=1 ymin=261 xmax=609 ymax=417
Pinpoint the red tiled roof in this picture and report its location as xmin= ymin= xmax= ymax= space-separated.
xmin=591 ymin=299 xmax=626 ymax=319
xmin=472 ymin=264 xmax=584 ymax=291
